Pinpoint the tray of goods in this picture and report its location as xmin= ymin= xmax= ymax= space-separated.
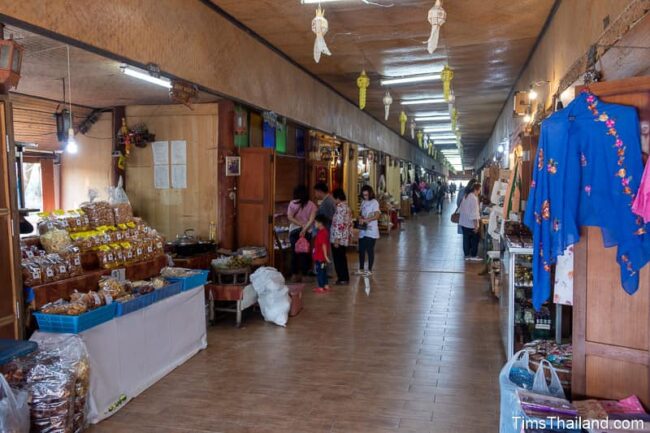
xmin=116 ymin=277 xmax=181 ymax=316
xmin=160 ymin=267 xmax=209 ymax=291
xmin=34 ymin=302 xmax=116 ymax=334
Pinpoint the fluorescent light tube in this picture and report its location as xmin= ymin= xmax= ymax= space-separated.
xmin=401 ymin=98 xmax=445 ymax=105
xmin=122 ymin=65 xmax=172 ymax=88
xmin=380 ymin=74 xmax=441 ymax=86
xmin=301 ymin=0 xmax=344 ymax=3
xmin=421 ymin=124 xmax=453 ymax=131
xmin=425 ymin=134 xmax=457 ymax=140
xmin=414 ymin=116 xmax=451 ymax=121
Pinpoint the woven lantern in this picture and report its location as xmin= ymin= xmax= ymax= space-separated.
xmin=356 ymin=70 xmax=370 ymax=110
xmin=427 ymin=0 xmax=446 ymax=54
xmin=311 ymin=7 xmax=332 ymax=63
xmin=441 ymin=65 xmax=454 ymax=102
xmin=399 ymin=111 xmax=407 ymax=135
xmin=383 ymin=91 xmax=393 ymax=121
xmin=410 ymin=119 xmax=416 ymax=139
xmin=417 ymin=130 xmax=424 ymax=148
xmin=451 ymin=107 xmax=458 ymax=131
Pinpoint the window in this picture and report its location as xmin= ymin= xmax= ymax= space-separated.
xmin=21 ymin=162 xmax=42 ymax=237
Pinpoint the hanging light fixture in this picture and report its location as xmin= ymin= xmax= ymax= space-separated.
xmin=409 ymin=118 xmax=416 ymax=139
xmin=416 ymin=130 xmax=424 ymax=148
xmin=427 ymin=0 xmax=446 ymax=54
xmin=311 ymin=6 xmax=332 ymax=63
xmin=399 ymin=111 xmax=407 ymax=135
xmin=356 ymin=70 xmax=370 ymax=110
xmin=383 ymin=90 xmax=393 ymax=120
xmin=0 ymin=28 xmax=24 ymax=93
xmin=64 ymin=46 xmax=77 ymax=154
xmin=121 ymin=65 xmax=171 ymax=88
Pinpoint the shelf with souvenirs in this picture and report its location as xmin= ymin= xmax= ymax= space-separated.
xmin=500 ymin=222 xmax=567 ymax=360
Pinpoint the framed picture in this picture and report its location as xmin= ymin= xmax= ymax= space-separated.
xmin=225 ymin=156 xmax=241 ymax=176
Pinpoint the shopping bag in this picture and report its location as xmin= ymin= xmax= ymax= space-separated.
xmin=532 ymin=359 xmax=566 ymax=399
xmin=295 ymin=236 xmax=310 ymax=254
xmin=499 ymin=350 xmax=534 ymax=433
xmin=0 ymin=373 xmax=29 ymax=433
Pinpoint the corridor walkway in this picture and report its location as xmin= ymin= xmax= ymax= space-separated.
xmin=89 ymin=202 xmax=505 ymax=433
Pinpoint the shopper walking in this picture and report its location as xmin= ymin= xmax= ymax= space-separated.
xmin=435 ymin=180 xmax=447 ymax=215
xmin=458 ymin=183 xmax=482 ymax=261
xmin=330 ymin=188 xmax=352 ymax=285
xmin=356 ymin=185 xmax=380 ymax=276
xmin=312 ymin=215 xmax=331 ymax=294
xmin=287 ymin=185 xmax=317 ymax=282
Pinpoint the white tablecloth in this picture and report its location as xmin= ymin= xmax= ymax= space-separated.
xmin=32 ymin=285 xmax=207 ymax=423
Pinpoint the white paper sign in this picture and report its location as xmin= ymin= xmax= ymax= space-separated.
xmin=154 ymin=165 xmax=170 ymax=189
xmin=152 ymin=141 xmax=169 ymax=165
xmin=171 ymin=164 xmax=187 ymax=189
xmin=171 ymin=140 xmax=187 ymax=165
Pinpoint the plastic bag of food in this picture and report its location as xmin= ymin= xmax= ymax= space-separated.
xmin=21 ymin=259 xmax=42 ymax=287
xmin=96 ymin=245 xmax=115 ymax=269
xmin=36 ymin=212 xmax=68 ymax=235
xmin=37 ymin=257 xmax=57 ymax=284
xmin=47 ymin=254 xmax=69 ymax=281
xmin=108 ymin=177 xmax=134 ymax=225
xmin=98 ymin=277 xmax=127 ymax=301
xmin=39 ymin=227 xmax=72 ymax=254
xmin=120 ymin=242 xmax=134 ymax=264
xmin=80 ymin=201 xmax=115 ymax=228
xmin=0 ymin=373 xmax=30 ymax=433
xmin=64 ymin=210 xmax=90 ymax=233
xmin=62 ymin=246 xmax=83 ymax=277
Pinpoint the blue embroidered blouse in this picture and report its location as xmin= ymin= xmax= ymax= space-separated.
xmin=524 ymin=91 xmax=650 ymax=310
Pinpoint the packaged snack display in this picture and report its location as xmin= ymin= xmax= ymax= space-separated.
xmin=98 ymin=277 xmax=128 ymax=301
xmin=120 ymin=242 xmax=134 ymax=264
xmin=95 ymin=246 xmax=115 ymax=270
xmin=39 ymin=229 xmax=72 ymax=254
xmin=64 ymin=210 xmax=90 ymax=233
xmin=112 ymin=203 xmax=133 ymax=225
xmin=40 ymin=299 xmax=88 ymax=316
xmin=61 ymin=247 xmax=83 ymax=277
xmin=22 ymin=260 xmax=42 ymax=286
xmin=38 ymin=256 xmax=57 ymax=284
xmin=37 ymin=212 xmax=68 ymax=235
xmin=48 ymin=254 xmax=69 ymax=281
xmin=80 ymin=201 xmax=115 ymax=228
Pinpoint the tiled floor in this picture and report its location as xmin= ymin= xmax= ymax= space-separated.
xmin=88 ymin=200 xmax=505 ymax=433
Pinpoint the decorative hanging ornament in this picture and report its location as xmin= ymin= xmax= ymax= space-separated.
xmin=451 ymin=107 xmax=458 ymax=131
xmin=410 ymin=119 xmax=416 ymax=139
xmin=356 ymin=70 xmax=370 ymax=110
xmin=399 ymin=111 xmax=407 ymax=135
xmin=441 ymin=65 xmax=454 ymax=102
xmin=427 ymin=0 xmax=446 ymax=54
xmin=383 ymin=91 xmax=393 ymax=121
xmin=416 ymin=130 xmax=424 ymax=148
xmin=312 ymin=7 xmax=332 ymax=63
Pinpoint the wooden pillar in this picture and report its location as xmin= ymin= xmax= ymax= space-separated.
xmin=112 ymin=106 xmax=125 ymax=187
xmin=217 ymin=100 xmax=237 ymax=250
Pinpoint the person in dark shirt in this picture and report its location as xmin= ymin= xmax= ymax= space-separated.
xmin=314 ymin=182 xmax=336 ymax=228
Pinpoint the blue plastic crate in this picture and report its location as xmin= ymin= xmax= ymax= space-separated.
xmin=166 ymin=270 xmax=209 ymax=292
xmin=0 ymin=339 xmax=38 ymax=365
xmin=115 ymin=291 xmax=156 ymax=316
xmin=153 ymin=281 xmax=182 ymax=302
xmin=34 ymin=303 xmax=116 ymax=334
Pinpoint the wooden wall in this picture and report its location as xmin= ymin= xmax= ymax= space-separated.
xmin=125 ymin=104 xmax=218 ymax=241
xmin=60 ymin=112 xmax=113 ymax=209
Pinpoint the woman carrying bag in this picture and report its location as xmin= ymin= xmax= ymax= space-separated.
xmin=287 ymin=185 xmax=317 ymax=282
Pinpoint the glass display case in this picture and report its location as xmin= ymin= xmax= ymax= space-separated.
xmin=500 ymin=235 xmax=563 ymax=359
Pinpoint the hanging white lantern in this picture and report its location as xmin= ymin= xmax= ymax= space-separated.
xmin=382 ymin=91 xmax=393 ymax=121
xmin=312 ymin=7 xmax=332 ymax=63
xmin=427 ymin=0 xmax=446 ymax=54
xmin=410 ymin=119 xmax=416 ymax=139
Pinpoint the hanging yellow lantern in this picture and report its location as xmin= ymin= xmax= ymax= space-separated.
xmin=416 ymin=130 xmax=424 ymax=148
xmin=428 ymin=141 xmax=433 ymax=155
xmin=441 ymin=65 xmax=454 ymax=102
xmin=399 ymin=111 xmax=407 ymax=135
xmin=451 ymin=107 xmax=458 ymax=131
xmin=356 ymin=70 xmax=370 ymax=110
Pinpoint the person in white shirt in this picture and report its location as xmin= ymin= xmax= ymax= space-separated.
xmin=458 ymin=183 xmax=482 ymax=261
xmin=355 ymin=185 xmax=380 ymax=276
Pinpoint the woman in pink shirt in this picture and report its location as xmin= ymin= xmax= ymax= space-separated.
xmin=287 ymin=185 xmax=317 ymax=282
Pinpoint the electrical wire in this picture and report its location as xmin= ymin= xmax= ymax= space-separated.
xmin=66 ymin=45 xmax=73 ymax=133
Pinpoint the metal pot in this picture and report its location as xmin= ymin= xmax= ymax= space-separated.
xmin=172 ymin=229 xmax=200 ymax=257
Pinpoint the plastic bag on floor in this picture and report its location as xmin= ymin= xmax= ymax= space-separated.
xmin=250 ymin=267 xmax=291 ymax=327
xmin=0 ymin=374 xmax=29 ymax=433
xmin=499 ymin=350 xmax=533 ymax=433
xmin=532 ymin=359 xmax=566 ymax=399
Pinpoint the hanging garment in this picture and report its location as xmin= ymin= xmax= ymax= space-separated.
xmin=524 ymin=91 xmax=650 ymax=310
xmin=503 ymin=159 xmax=522 ymax=219
xmin=491 ymin=180 xmax=509 ymax=206
xmin=632 ymin=154 xmax=650 ymax=223
xmin=553 ymin=245 xmax=574 ymax=306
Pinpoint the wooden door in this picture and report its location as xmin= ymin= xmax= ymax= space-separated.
xmin=0 ymin=96 xmax=23 ymax=339
xmin=573 ymin=76 xmax=650 ymax=405
xmin=237 ymin=147 xmax=274 ymax=262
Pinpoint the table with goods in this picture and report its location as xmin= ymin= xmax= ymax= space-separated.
xmin=18 ymin=196 xmax=210 ymax=425
xmin=500 ymin=222 xmax=564 ymax=360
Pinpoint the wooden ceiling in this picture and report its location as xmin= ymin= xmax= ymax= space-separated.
xmin=7 ymin=25 xmax=218 ymax=109
xmin=210 ymin=0 xmax=556 ymax=166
